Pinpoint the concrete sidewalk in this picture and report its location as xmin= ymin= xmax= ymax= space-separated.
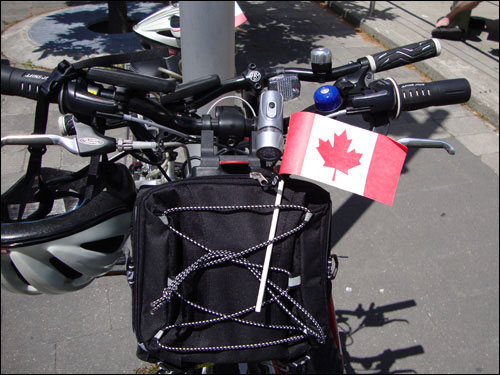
xmin=1 ymin=1 xmax=499 ymax=374
xmin=327 ymin=1 xmax=499 ymax=129
xmin=325 ymin=0 xmax=499 ymax=174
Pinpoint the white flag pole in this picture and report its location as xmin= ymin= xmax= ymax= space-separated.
xmin=255 ymin=179 xmax=285 ymax=312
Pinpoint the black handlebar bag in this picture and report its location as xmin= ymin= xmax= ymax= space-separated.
xmin=130 ymin=173 xmax=337 ymax=371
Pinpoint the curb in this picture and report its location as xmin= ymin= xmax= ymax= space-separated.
xmin=327 ymin=2 xmax=499 ymax=129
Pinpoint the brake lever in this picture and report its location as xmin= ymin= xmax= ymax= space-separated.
xmin=397 ymin=138 xmax=455 ymax=155
xmin=1 ymin=134 xmax=79 ymax=154
xmin=1 ymin=123 xmax=116 ymax=156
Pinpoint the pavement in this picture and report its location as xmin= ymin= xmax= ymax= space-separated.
xmin=1 ymin=1 xmax=499 ymax=374
xmin=327 ymin=1 xmax=500 ymax=129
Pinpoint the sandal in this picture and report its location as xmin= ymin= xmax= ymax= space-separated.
xmin=432 ymin=25 xmax=466 ymax=41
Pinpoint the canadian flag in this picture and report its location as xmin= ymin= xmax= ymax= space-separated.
xmin=280 ymin=112 xmax=408 ymax=206
xmin=234 ymin=2 xmax=247 ymax=27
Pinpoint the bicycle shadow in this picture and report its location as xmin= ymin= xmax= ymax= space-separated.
xmin=330 ymin=108 xmax=451 ymax=247
xmin=327 ymin=109 xmax=453 ymax=373
xmin=336 ymin=300 xmax=425 ymax=374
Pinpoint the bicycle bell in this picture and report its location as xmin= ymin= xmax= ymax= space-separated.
xmin=311 ymin=47 xmax=332 ymax=74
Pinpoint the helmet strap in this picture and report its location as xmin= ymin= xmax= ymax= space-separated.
xmin=84 ymin=154 xmax=102 ymax=201
xmin=15 ymin=98 xmax=50 ymax=221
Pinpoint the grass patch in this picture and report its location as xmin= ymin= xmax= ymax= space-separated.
xmin=134 ymin=363 xmax=160 ymax=374
xmin=23 ymin=59 xmax=33 ymax=69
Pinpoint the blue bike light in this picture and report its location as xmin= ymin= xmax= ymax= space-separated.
xmin=314 ymin=85 xmax=341 ymax=112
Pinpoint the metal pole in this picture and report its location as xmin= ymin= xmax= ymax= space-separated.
xmin=179 ymin=1 xmax=235 ymax=160
xmin=180 ymin=1 xmax=235 ymax=90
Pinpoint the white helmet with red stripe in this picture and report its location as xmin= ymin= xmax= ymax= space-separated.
xmin=1 ymin=162 xmax=136 ymax=294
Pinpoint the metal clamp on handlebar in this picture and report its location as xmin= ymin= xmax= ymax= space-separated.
xmin=40 ymin=60 xmax=78 ymax=101
xmin=348 ymin=79 xmax=399 ymax=116
xmin=343 ymin=78 xmax=401 ymax=128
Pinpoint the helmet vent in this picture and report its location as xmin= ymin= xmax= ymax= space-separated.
xmin=49 ymin=257 xmax=82 ymax=280
xmin=170 ymin=15 xmax=180 ymax=28
xmin=158 ymin=29 xmax=174 ymax=38
xmin=81 ymin=236 xmax=125 ymax=254
xmin=6 ymin=202 xmax=40 ymax=221
xmin=11 ymin=261 xmax=31 ymax=286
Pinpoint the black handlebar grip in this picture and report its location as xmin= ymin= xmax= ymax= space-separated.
xmin=1 ymin=60 xmax=51 ymax=101
xmin=398 ymin=79 xmax=471 ymax=111
xmin=86 ymin=68 xmax=176 ymax=93
xmin=365 ymin=39 xmax=441 ymax=73
xmin=160 ymin=74 xmax=221 ymax=104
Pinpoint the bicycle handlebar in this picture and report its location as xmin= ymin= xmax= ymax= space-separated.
xmin=1 ymin=39 xmax=471 ymax=142
xmin=397 ymin=78 xmax=471 ymax=111
xmin=86 ymin=68 xmax=176 ymax=93
xmin=1 ymin=60 xmax=51 ymax=102
xmin=0 ymin=61 xmax=177 ymax=103
xmin=0 ymin=39 xmax=443 ymax=107
xmin=364 ymin=39 xmax=441 ymax=73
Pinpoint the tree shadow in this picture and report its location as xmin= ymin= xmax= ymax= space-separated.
xmin=235 ymin=1 xmax=359 ymax=71
xmin=326 ymin=1 xmax=399 ymax=23
xmin=30 ymin=3 xmax=165 ymax=60
xmin=336 ymin=300 xmax=425 ymax=374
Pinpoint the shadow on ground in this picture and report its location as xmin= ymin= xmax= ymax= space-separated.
xmin=236 ymin=1 xmax=359 ymax=71
xmin=31 ymin=3 xmax=165 ymax=60
xmin=336 ymin=300 xmax=424 ymax=374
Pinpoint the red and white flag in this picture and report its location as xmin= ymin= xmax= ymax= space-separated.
xmin=234 ymin=2 xmax=247 ymax=27
xmin=280 ymin=112 xmax=408 ymax=206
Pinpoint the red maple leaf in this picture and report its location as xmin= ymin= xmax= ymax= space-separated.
xmin=316 ymin=130 xmax=363 ymax=181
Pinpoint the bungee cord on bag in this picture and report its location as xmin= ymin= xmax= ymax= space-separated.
xmin=150 ymin=203 xmax=326 ymax=352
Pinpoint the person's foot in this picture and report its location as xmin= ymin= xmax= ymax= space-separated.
xmin=435 ymin=16 xmax=451 ymax=28
xmin=432 ymin=25 xmax=466 ymax=40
